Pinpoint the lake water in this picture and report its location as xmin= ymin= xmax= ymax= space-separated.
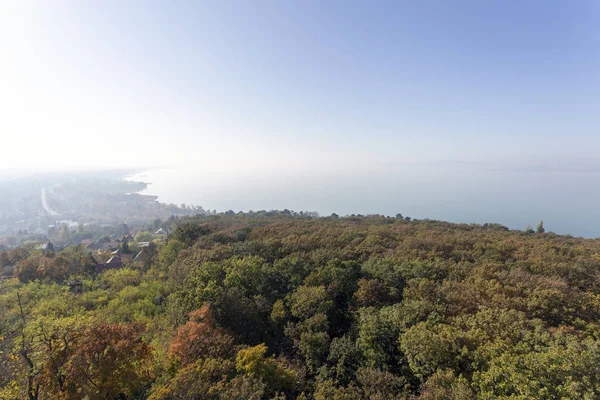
xmin=127 ymin=162 xmax=600 ymax=238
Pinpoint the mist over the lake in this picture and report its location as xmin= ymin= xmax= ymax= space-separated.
xmin=127 ymin=159 xmax=600 ymax=238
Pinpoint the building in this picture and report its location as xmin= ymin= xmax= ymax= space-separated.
xmin=110 ymin=248 xmax=133 ymax=262
xmin=121 ymin=233 xmax=135 ymax=242
xmin=35 ymin=241 xmax=54 ymax=251
xmin=56 ymin=220 xmax=79 ymax=232
xmin=85 ymin=240 xmax=120 ymax=252
xmin=96 ymin=255 xmax=124 ymax=273
xmin=154 ymin=228 xmax=168 ymax=235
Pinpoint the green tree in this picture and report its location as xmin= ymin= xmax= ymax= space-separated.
xmin=537 ymin=220 xmax=545 ymax=233
xmin=314 ymin=379 xmax=363 ymax=400
xmin=172 ymin=220 xmax=212 ymax=246
xmin=148 ymin=358 xmax=238 ymax=400
xmin=356 ymin=367 xmax=407 ymax=400
xmin=288 ymin=285 xmax=333 ymax=320
xmin=158 ymin=239 xmax=185 ymax=269
xmin=399 ymin=322 xmax=462 ymax=380
xmin=418 ymin=369 xmax=474 ymax=400
xmin=235 ymin=343 xmax=295 ymax=396
xmin=134 ymin=231 xmax=153 ymax=243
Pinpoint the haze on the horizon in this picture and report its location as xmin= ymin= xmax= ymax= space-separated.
xmin=2 ymin=1 xmax=599 ymax=171
xmin=1 ymin=1 xmax=600 ymax=235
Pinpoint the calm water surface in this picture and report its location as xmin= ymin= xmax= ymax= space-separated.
xmin=127 ymin=163 xmax=600 ymax=238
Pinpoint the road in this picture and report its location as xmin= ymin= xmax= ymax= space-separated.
xmin=41 ymin=188 xmax=59 ymax=215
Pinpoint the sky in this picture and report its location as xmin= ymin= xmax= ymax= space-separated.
xmin=1 ymin=1 xmax=599 ymax=176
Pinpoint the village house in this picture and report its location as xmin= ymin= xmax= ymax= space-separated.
xmin=85 ymin=239 xmax=120 ymax=252
xmin=122 ymin=233 xmax=135 ymax=242
xmin=35 ymin=241 xmax=54 ymax=251
xmin=95 ymin=254 xmax=124 ymax=273
xmin=80 ymin=239 xmax=93 ymax=247
xmin=110 ymin=248 xmax=134 ymax=262
xmin=154 ymin=228 xmax=168 ymax=236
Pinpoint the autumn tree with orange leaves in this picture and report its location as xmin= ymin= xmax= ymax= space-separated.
xmin=168 ymin=304 xmax=237 ymax=366
xmin=67 ymin=323 xmax=153 ymax=399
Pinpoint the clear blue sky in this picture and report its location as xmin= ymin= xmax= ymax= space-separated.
xmin=1 ymin=1 xmax=599 ymax=173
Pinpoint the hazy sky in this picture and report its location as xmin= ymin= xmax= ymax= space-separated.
xmin=1 ymin=1 xmax=599 ymax=175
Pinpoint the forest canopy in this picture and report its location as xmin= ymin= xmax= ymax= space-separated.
xmin=2 ymin=213 xmax=600 ymax=399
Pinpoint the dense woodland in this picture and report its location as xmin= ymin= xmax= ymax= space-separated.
xmin=2 ymin=213 xmax=600 ymax=399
